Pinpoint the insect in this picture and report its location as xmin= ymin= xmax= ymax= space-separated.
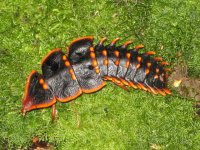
xmin=21 ymin=36 xmax=171 ymax=121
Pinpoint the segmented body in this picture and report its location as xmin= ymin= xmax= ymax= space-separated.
xmin=22 ymin=36 xmax=171 ymax=119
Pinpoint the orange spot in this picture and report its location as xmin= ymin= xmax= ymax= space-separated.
xmin=65 ymin=61 xmax=70 ymax=67
xmin=126 ymin=60 xmax=130 ymax=68
xmin=92 ymin=60 xmax=98 ymax=67
xmin=136 ymin=83 xmax=142 ymax=89
xmin=95 ymin=68 xmax=100 ymax=74
xmin=90 ymin=47 xmax=94 ymax=52
xmin=114 ymin=51 xmax=120 ymax=57
xmin=149 ymin=87 xmax=158 ymax=95
xmin=147 ymin=62 xmax=152 ymax=68
xmin=69 ymin=68 xmax=74 ymax=74
xmin=154 ymin=74 xmax=159 ymax=79
xmin=137 ymin=83 xmax=147 ymax=91
xmin=157 ymin=89 xmax=166 ymax=96
xmin=161 ymin=61 xmax=169 ymax=65
xmin=102 ymin=50 xmax=107 ymax=56
xmin=156 ymin=68 xmax=159 ymax=73
xmin=126 ymin=52 xmax=131 ymax=59
xmin=136 ymin=63 xmax=140 ymax=69
xmin=135 ymin=44 xmax=144 ymax=50
xmin=104 ymin=76 xmax=112 ymax=81
xmin=153 ymin=57 xmax=162 ymax=61
xmin=113 ymin=79 xmax=129 ymax=92
xmin=103 ymin=59 xmax=108 ymax=66
xmin=165 ymin=68 xmax=171 ymax=72
xmin=163 ymin=88 xmax=171 ymax=94
xmin=90 ymin=52 xmax=96 ymax=59
xmin=43 ymin=83 xmax=48 ymax=90
xmin=146 ymin=51 xmax=155 ymax=55
xmin=119 ymin=78 xmax=129 ymax=86
xmin=145 ymin=69 xmax=150 ymax=75
xmin=112 ymin=77 xmax=121 ymax=84
xmin=71 ymin=74 xmax=76 ymax=80
xmin=146 ymin=87 xmax=152 ymax=93
xmin=137 ymin=56 xmax=142 ymax=62
xmin=114 ymin=59 xmax=119 ymax=66
xmin=62 ymin=55 xmax=67 ymax=61
xmin=129 ymin=81 xmax=138 ymax=89
xmin=39 ymin=79 xmax=44 ymax=84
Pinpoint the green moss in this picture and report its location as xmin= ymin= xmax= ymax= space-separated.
xmin=0 ymin=0 xmax=200 ymax=149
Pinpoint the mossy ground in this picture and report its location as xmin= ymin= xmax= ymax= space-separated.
xmin=0 ymin=0 xmax=200 ymax=149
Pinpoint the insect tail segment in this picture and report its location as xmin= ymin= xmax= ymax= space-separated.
xmin=126 ymin=49 xmax=171 ymax=95
xmin=21 ymin=70 xmax=56 ymax=116
xmin=95 ymin=37 xmax=171 ymax=96
xmin=22 ymin=48 xmax=83 ymax=116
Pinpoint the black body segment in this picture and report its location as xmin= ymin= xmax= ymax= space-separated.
xmin=41 ymin=48 xmax=82 ymax=102
xmin=72 ymin=55 xmax=106 ymax=93
xmin=129 ymin=54 xmax=149 ymax=84
xmin=22 ymin=36 xmax=171 ymax=118
xmin=106 ymin=42 xmax=120 ymax=77
xmin=68 ymin=36 xmax=94 ymax=64
xmin=22 ymin=71 xmax=56 ymax=115
xmin=95 ymin=51 xmax=108 ymax=77
xmin=107 ymin=53 xmax=119 ymax=77
xmin=42 ymin=48 xmax=65 ymax=79
xmin=68 ymin=37 xmax=106 ymax=93
xmin=46 ymin=68 xmax=82 ymax=102
xmin=115 ymin=47 xmax=129 ymax=79
xmin=144 ymin=62 xmax=167 ymax=91
xmin=125 ymin=50 xmax=139 ymax=82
